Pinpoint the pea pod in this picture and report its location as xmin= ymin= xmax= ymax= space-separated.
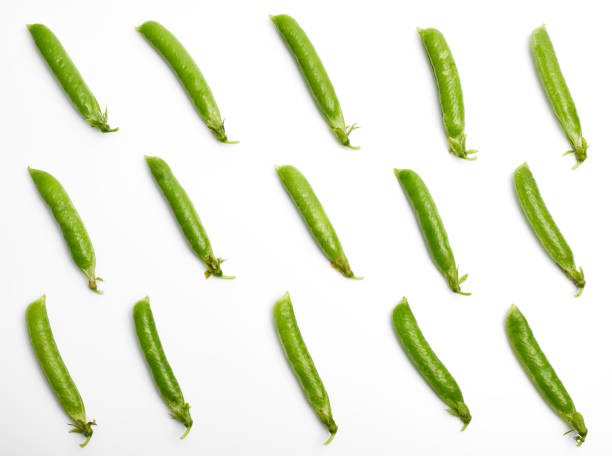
xmin=273 ymin=292 xmax=337 ymax=444
xmin=392 ymin=298 xmax=471 ymax=430
xmin=145 ymin=156 xmax=232 ymax=279
xmin=26 ymin=295 xmax=96 ymax=447
xmin=395 ymin=169 xmax=469 ymax=295
xmin=29 ymin=167 xmax=102 ymax=293
xmin=276 ymin=165 xmax=359 ymax=278
xmin=514 ymin=163 xmax=585 ymax=296
xmin=133 ymin=297 xmax=193 ymax=438
xmin=137 ymin=21 xmax=235 ymax=143
xmin=506 ymin=305 xmax=587 ymax=445
xmin=531 ymin=26 xmax=587 ymax=168
xmin=28 ymin=24 xmax=117 ymax=133
xmin=271 ymin=14 xmax=358 ymax=148
xmin=418 ymin=27 xmax=476 ymax=160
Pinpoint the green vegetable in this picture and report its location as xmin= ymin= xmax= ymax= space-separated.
xmin=392 ymin=298 xmax=471 ymax=430
xmin=273 ymin=292 xmax=337 ymax=444
xmin=395 ymin=168 xmax=469 ymax=295
xmin=26 ymin=295 xmax=96 ymax=447
xmin=137 ymin=21 xmax=235 ymax=143
xmin=514 ymin=163 xmax=585 ymax=296
xmin=418 ymin=27 xmax=475 ymax=160
xmin=276 ymin=165 xmax=359 ymax=278
xmin=27 ymin=24 xmax=117 ymax=132
xmin=531 ymin=26 xmax=587 ymax=168
xmin=271 ymin=14 xmax=358 ymax=148
xmin=133 ymin=297 xmax=193 ymax=438
xmin=29 ymin=167 xmax=102 ymax=293
xmin=506 ymin=305 xmax=587 ymax=446
xmin=145 ymin=156 xmax=233 ymax=279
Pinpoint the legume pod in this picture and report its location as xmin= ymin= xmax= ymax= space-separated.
xmin=531 ymin=26 xmax=587 ymax=168
xmin=26 ymin=295 xmax=96 ymax=447
xmin=271 ymin=14 xmax=358 ymax=148
xmin=514 ymin=163 xmax=585 ymax=296
xmin=28 ymin=24 xmax=117 ymax=132
xmin=393 ymin=298 xmax=471 ymax=429
xmin=273 ymin=292 xmax=337 ymax=444
xmin=506 ymin=305 xmax=587 ymax=445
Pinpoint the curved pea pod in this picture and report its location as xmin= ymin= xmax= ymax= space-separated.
xmin=394 ymin=168 xmax=469 ymax=295
xmin=418 ymin=27 xmax=476 ymax=160
xmin=271 ymin=14 xmax=358 ymax=149
xmin=145 ymin=156 xmax=233 ymax=279
xmin=273 ymin=292 xmax=337 ymax=444
xmin=27 ymin=24 xmax=117 ymax=133
xmin=506 ymin=305 xmax=587 ymax=445
xmin=276 ymin=165 xmax=359 ymax=279
xmin=26 ymin=296 xmax=96 ymax=447
xmin=28 ymin=167 xmax=102 ymax=293
xmin=514 ymin=163 xmax=585 ymax=296
xmin=133 ymin=297 xmax=193 ymax=438
xmin=137 ymin=21 xmax=235 ymax=143
xmin=531 ymin=26 xmax=587 ymax=168
xmin=392 ymin=298 xmax=471 ymax=430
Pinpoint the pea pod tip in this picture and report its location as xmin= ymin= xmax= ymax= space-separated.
xmin=324 ymin=430 xmax=337 ymax=445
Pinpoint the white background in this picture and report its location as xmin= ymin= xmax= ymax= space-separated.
xmin=0 ymin=0 xmax=609 ymax=454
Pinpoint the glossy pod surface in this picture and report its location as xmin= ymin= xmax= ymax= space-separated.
xmin=393 ymin=298 xmax=471 ymax=429
xmin=514 ymin=163 xmax=584 ymax=295
xmin=26 ymin=296 xmax=95 ymax=447
xmin=28 ymin=167 xmax=101 ymax=292
xmin=133 ymin=297 xmax=192 ymax=438
xmin=137 ymin=21 xmax=234 ymax=143
xmin=273 ymin=292 xmax=337 ymax=444
xmin=531 ymin=26 xmax=587 ymax=167
xmin=395 ymin=169 xmax=468 ymax=294
xmin=271 ymin=14 xmax=358 ymax=148
xmin=418 ymin=28 xmax=475 ymax=160
xmin=146 ymin=156 xmax=232 ymax=279
xmin=276 ymin=165 xmax=357 ymax=278
xmin=28 ymin=24 xmax=116 ymax=132
xmin=506 ymin=305 xmax=587 ymax=445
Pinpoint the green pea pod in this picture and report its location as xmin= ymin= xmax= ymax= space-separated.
xmin=418 ymin=27 xmax=476 ymax=160
xmin=531 ymin=26 xmax=587 ymax=168
xmin=394 ymin=169 xmax=469 ymax=295
xmin=276 ymin=165 xmax=359 ymax=279
xmin=506 ymin=305 xmax=587 ymax=445
xmin=392 ymin=298 xmax=471 ymax=430
xmin=27 ymin=24 xmax=117 ymax=133
xmin=145 ymin=156 xmax=232 ymax=279
xmin=137 ymin=21 xmax=235 ymax=143
xmin=514 ymin=163 xmax=585 ymax=296
xmin=273 ymin=292 xmax=337 ymax=444
xmin=271 ymin=14 xmax=358 ymax=149
xmin=26 ymin=295 xmax=96 ymax=447
xmin=28 ymin=167 xmax=102 ymax=293
xmin=133 ymin=297 xmax=193 ymax=438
